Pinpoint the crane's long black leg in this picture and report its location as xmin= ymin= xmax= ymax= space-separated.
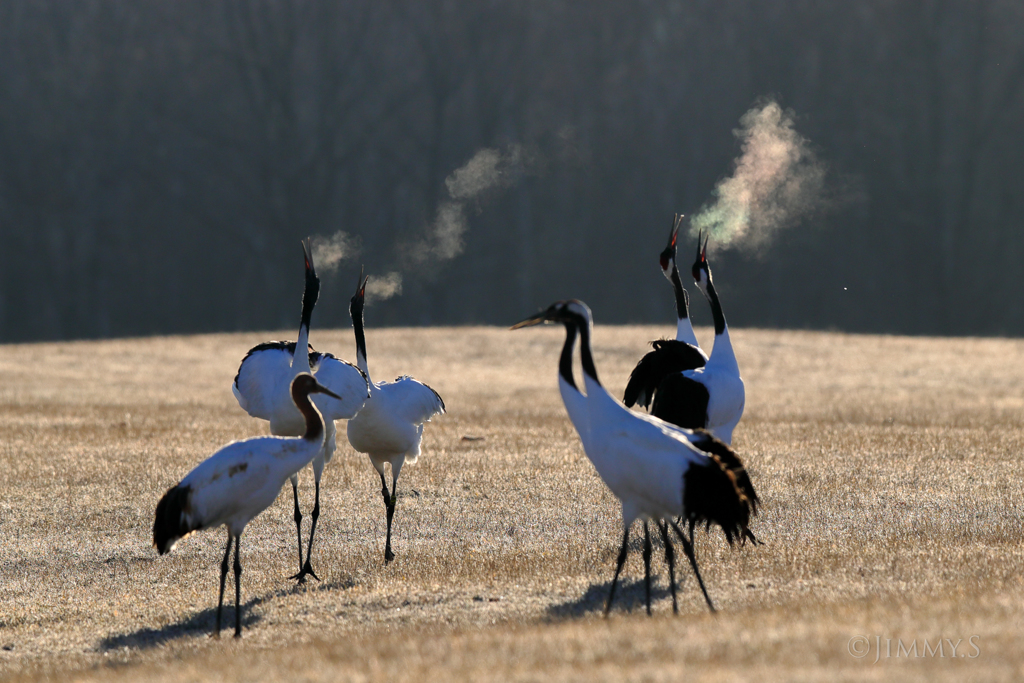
xmin=291 ymin=480 xmax=322 ymax=583
xmin=659 ymin=520 xmax=679 ymax=614
xmin=215 ymin=533 xmax=231 ymax=638
xmin=378 ymin=470 xmax=395 ymax=564
xmin=643 ymin=522 xmax=653 ymax=616
xmin=670 ymin=521 xmax=715 ymax=613
xmin=378 ymin=470 xmax=390 ymax=510
xmin=604 ymin=526 xmax=631 ymax=617
xmin=291 ymin=478 xmax=304 ymax=574
xmin=384 ymin=473 xmax=398 ymax=564
xmin=302 ymin=480 xmax=322 ymax=580
xmin=233 ymin=535 xmax=243 ymax=638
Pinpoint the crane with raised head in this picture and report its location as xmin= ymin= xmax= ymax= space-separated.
xmin=346 ymin=273 xmax=445 ymax=564
xmin=232 ymin=239 xmax=370 ymax=582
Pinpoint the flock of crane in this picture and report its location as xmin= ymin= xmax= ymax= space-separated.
xmin=152 ymin=215 xmax=758 ymax=639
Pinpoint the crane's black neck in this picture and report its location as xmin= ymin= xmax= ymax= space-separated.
xmin=292 ymin=386 xmax=325 ymax=441
xmin=558 ymin=322 xmax=579 ymax=390
xmin=300 ymin=268 xmax=320 ymax=334
xmin=350 ymin=290 xmax=368 ymax=370
xmin=705 ymin=277 xmax=727 ymax=336
xmin=575 ymin=316 xmax=600 ymax=386
xmin=670 ymin=267 xmax=690 ymax=321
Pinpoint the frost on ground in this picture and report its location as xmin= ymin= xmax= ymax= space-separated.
xmin=0 ymin=326 xmax=1022 ymax=682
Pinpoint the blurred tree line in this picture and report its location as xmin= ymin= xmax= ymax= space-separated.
xmin=0 ymin=0 xmax=1021 ymax=341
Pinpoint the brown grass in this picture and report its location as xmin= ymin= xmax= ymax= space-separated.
xmin=1 ymin=324 xmax=1023 ymax=681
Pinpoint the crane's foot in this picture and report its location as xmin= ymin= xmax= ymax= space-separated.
xmin=289 ymin=562 xmax=321 ymax=584
xmin=384 ymin=547 xmax=395 ymax=564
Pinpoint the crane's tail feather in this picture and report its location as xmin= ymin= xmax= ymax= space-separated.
xmin=690 ymin=430 xmax=759 ymax=513
xmin=153 ymin=484 xmax=197 ymax=555
xmin=682 ymin=431 xmax=759 ymax=546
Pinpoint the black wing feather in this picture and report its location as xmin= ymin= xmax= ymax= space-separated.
xmin=622 ymin=339 xmax=706 ymax=409
xmin=650 ymin=372 xmax=710 ymax=430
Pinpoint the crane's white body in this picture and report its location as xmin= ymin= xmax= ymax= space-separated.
xmin=232 ymin=240 xmax=369 ymax=478
xmin=559 ymin=374 xmax=590 ymax=447
xmin=155 ymin=373 xmax=340 ymax=637
xmin=687 ymin=255 xmax=745 ymax=444
xmin=573 ymin=322 xmax=715 ymax=526
xmin=347 ymin=353 xmax=445 ymax=483
xmin=582 ymin=376 xmax=710 ymax=525
xmin=231 ymin=241 xmax=370 ymax=581
xmin=167 ymin=434 xmax=324 ymax=547
xmin=513 ymin=299 xmax=756 ymax=615
xmin=345 ymin=276 xmax=444 ymax=563
xmin=679 ymin=331 xmax=744 ymax=444
xmin=676 ymin=317 xmax=704 ymax=351
xmin=233 ymin=340 xmax=368 ymax=480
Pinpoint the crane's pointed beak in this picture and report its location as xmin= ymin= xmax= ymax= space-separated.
xmin=660 ymin=215 xmax=682 ymax=272
xmin=302 ymin=237 xmax=318 ymax=276
xmin=667 ymin=214 xmax=681 ymax=250
xmin=510 ymin=311 xmax=548 ymax=330
xmin=353 ymin=267 xmax=368 ymax=298
xmin=314 ymin=383 xmax=343 ymax=401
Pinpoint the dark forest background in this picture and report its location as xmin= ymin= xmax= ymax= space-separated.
xmin=1 ymin=0 xmax=1022 ymax=342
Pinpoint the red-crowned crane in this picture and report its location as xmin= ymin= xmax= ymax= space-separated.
xmin=153 ymin=373 xmax=342 ymax=638
xmin=232 ymin=239 xmax=370 ymax=582
xmin=346 ymin=273 xmax=445 ymax=564
xmin=623 ymin=215 xmax=707 ymax=412
xmin=512 ymin=300 xmax=757 ymax=615
xmin=649 ymin=233 xmax=745 ymax=443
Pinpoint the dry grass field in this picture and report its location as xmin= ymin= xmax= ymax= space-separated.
xmin=1 ymin=323 xmax=1024 ymax=681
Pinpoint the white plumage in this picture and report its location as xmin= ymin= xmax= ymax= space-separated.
xmin=621 ymin=215 xmax=707 ymax=415
xmin=347 ymin=376 xmax=443 ymax=464
xmin=231 ymin=239 xmax=369 ymax=581
xmin=674 ymin=232 xmax=745 ymax=443
xmin=632 ymin=232 xmax=745 ymax=444
xmin=346 ymin=274 xmax=445 ymax=563
xmin=233 ymin=342 xmax=368 ymax=434
xmin=513 ymin=300 xmax=757 ymax=615
xmin=672 ymin=357 xmax=745 ymax=444
xmin=154 ymin=373 xmax=342 ymax=638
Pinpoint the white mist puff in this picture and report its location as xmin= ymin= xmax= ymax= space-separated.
xmin=424 ymin=201 xmax=467 ymax=262
xmin=407 ymin=145 xmax=527 ymax=265
xmin=366 ymin=271 xmax=403 ymax=303
xmin=691 ymin=100 xmax=827 ymax=252
xmin=446 ymin=146 xmax=524 ymax=200
xmin=311 ymin=231 xmax=360 ymax=272
xmin=372 ymin=144 xmax=529 ymax=303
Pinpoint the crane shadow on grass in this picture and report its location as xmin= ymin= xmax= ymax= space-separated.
xmin=97 ymin=577 xmax=355 ymax=651
xmin=98 ymin=599 xmax=264 ymax=651
xmin=545 ymin=578 xmax=671 ymax=621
